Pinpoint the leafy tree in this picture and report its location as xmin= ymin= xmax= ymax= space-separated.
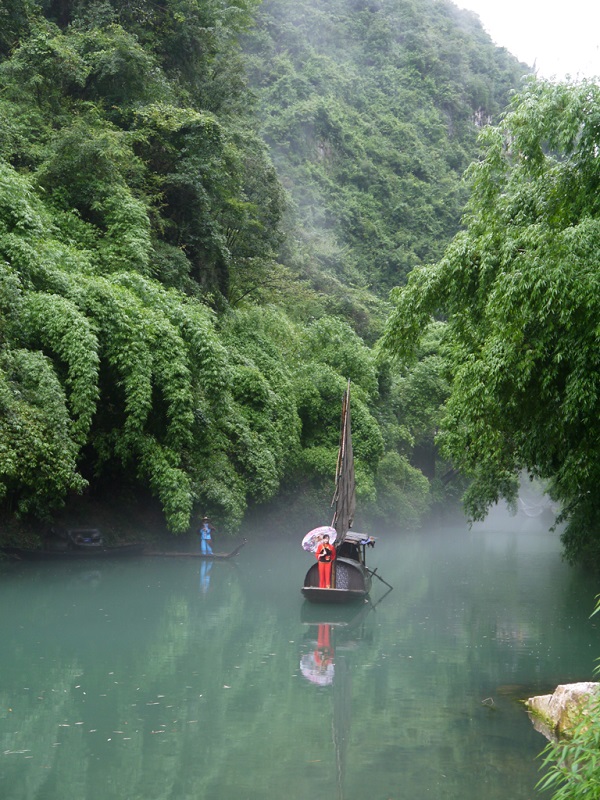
xmin=0 ymin=159 xmax=264 ymax=531
xmin=366 ymin=450 xmax=430 ymax=529
xmin=381 ymin=78 xmax=600 ymax=567
xmin=0 ymin=0 xmax=35 ymax=58
xmin=0 ymin=347 xmax=87 ymax=516
xmin=290 ymin=320 xmax=384 ymax=512
xmin=0 ymin=0 xmax=528 ymax=537
xmin=380 ymin=322 xmax=449 ymax=478
xmin=218 ymin=306 xmax=301 ymax=499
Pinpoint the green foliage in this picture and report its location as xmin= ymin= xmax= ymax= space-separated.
xmin=300 ymin=317 xmax=379 ymax=400
xmin=366 ymin=451 xmax=431 ymax=529
xmin=292 ymin=354 xmax=384 ymax=504
xmin=375 ymin=321 xmax=452 ymax=519
xmin=0 ymin=158 xmax=233 ymax=531
xmin=19 ymin=291 xmax=100 ymax=443
xmin=0 ymin=348 xmax=86 ymax=516
xmin=219 ymin=306 xmax=301 ymax=502
xmin=242 ymin=0 xmax=528 ymax=295
xmin=0 ymin=0 xmax=35 ymax=59
xmin=0 ymin=18 xmax=88 ymax=110
xmin=110 ymin=0 xmax=261 ymax=110
xmin=0 ymin=0 xmax=293 ymax=532
xmin=0 ymin=3 xmax=284 ymax=303
xmin=0 ymin=0 xmax=526 ymax=536
xmin=381 ymin=78 xmax=600 ymax=565
xmin=381 ymin=321 xmax=449 ymax=451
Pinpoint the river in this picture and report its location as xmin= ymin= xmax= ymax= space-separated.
xmin=1 ymin=508 xmax=597 ymax=800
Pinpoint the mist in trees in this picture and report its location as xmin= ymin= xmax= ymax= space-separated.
xmin=0 ymin=0 xmax=534 ymax=542
xmin=382 ymin=78 xmax=600 ymax=569
xmin=241 ymin=0 xmax=528 ymax=296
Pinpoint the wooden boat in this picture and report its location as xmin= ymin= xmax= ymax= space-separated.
xmin=1 ymin=542 xmax=145 ymax=560
xmin=0 ymin=527 xmax=146 ymax=560
xmin=302 ymin=531 xmax=374 ymax=603
xmin=143 ymin=540 xmax=246 ymax=560
xmin=301 ymin=380 xmax=379 ymax=604
xmin=1 ymin=530 xmax=246 ymax=562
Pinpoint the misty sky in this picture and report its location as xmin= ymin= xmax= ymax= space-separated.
xmin=456 ymin=0 xmax=600 ymax=81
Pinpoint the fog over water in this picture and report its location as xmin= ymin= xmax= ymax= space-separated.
xmin=1 ymin=505 xmax=596 ymax=799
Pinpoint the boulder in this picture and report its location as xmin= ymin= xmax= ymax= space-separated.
xmin=526 ymin=682 xmax=599 ymax=741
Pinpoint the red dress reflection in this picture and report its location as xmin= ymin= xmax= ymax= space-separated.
xmin=300 ymin=624 xmax=335 ymax=686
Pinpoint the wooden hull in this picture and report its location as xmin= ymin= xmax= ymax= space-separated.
xmin=301 ymin=586 xmax=368 ymax=604
xmin=1 ymin=543 xmax=145 ymax=560
xmin=301 ymin=557 xmax=371 ymax=604
xmin=143 ymin=540 xmax=246 ymax=560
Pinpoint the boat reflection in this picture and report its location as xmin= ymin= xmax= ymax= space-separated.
xmin=299 ymin=603 xmax=374 ymax=799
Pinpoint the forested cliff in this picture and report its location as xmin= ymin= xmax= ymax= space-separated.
xmin=243 ymin=0 xmax=526 ymax=295
xmin=0 ymin=0 xmax=527 ymax=540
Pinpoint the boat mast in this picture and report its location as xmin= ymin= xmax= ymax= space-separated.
xmin=331 ymin=379 xmax=356 ymax=545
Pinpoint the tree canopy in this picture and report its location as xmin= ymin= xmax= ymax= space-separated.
xmin=382 ymin=78 xmax=600 ymax=567
xmin=0 ymin=0 xmax=527 ymax=537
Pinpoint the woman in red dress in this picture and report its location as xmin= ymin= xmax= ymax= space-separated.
xmin=315 ymin=534 xmax=336 ymax=588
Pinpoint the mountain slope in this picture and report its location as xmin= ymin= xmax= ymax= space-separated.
xmin=243 ymin=0 xmax=528 ymax=294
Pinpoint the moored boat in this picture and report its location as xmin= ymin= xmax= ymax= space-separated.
xmin=143 ymin=539 xmax=246 ymax=560
xmin=0 ymin=527 xmax=144 ymax=560
xmin=1 ymin=542 xmax=145 ymax=560
xmin=302 ymin=531 xmax=374 ymax=603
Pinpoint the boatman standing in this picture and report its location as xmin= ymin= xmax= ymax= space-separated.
xmin=315 ymin=534 xmax=336 ymax=588
xmin=199 ymin=516 xmax=215 ymax=556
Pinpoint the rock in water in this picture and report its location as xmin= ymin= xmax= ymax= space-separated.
xmin=526 ymin=682 xmax=599 ymax=740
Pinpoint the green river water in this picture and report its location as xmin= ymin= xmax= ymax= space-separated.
xmin=1 ymin=508 xmax=597 ymax=800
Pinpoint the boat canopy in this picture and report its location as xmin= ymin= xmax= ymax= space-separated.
xmin=342 ymin=531 xmax=376 ymax=544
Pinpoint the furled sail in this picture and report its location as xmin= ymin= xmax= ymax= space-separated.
xmin=331 ymin=380 xmax=355 ymax=545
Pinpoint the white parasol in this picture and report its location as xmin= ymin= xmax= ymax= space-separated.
xmin=302 ymin=525 xmax=337 ymax=552
xmin=300 ymin=651 xmax=335 ymax=685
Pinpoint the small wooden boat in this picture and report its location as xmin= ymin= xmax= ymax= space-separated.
xmin=0 ymin=527 xmax=146 ymax=560
xmin=143 ymin=540 xmax=246 ymax=560
xmin=301 ymin=381 xmax=382 ymax=604
xmin=1 ymin=542 xmax=145 ymax=560
xmin=302 ymin=532 xmax=374 ymax=603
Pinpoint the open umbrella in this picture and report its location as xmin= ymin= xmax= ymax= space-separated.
xmin=302 ymin=525 xmax=337 ymax=553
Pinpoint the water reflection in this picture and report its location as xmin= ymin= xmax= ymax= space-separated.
xmin=299 ymin=604 xmax=373 ymax=800
xmin=301 ymin=623 xmax=335 ymax=685
xmin=199 ymin=560 xmax=212 ymax=594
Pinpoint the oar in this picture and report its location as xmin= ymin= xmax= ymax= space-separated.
xmin=367 ymin=566 xmax=393 ymax=591
xmin=364 ymin=567 xmax=393 ymax=610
